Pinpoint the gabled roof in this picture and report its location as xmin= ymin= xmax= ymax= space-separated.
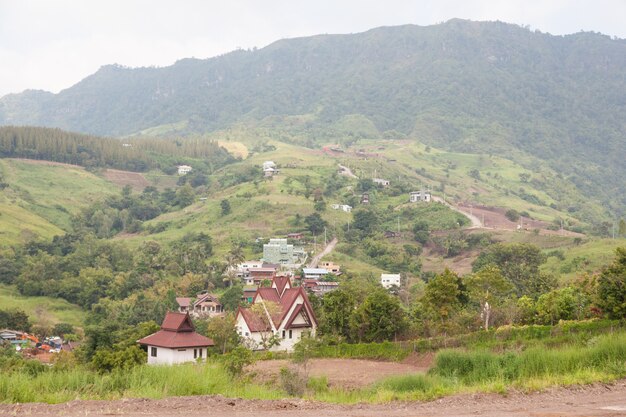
xmin=256 ymin=287 xmax=281 ymax=304
xmin=137 ymin=312 xmax=214 ymax=348
xmin=161 ymin=312 xmax=195 ymax=332
xmin=237 ymin=307 xmax=272 ymax=332
xmin=273 ymin=276 xmax=291 ymax=296
xmin=176 ymin=297 xmax=192 ymax=308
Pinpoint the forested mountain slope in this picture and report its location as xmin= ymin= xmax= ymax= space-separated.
xmin=1 ymin=19 xmax=624 ymax=214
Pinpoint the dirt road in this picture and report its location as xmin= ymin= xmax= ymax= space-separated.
xmin=338 ymin=164 xmax=358 ymax=178
xmin=4 ymin=380 xmax=626 ymax=417
xmin=307 ymin=237 xmax=338 ymax=268
xmin=432 ymin=196 xmax=482 ymax=228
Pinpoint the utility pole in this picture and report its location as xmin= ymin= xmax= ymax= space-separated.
xmin=397 ymin=216 xmax=400 ymax=234
xmin=324 ymin=227 xmax=327 ymax=246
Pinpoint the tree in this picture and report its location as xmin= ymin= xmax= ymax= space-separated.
xmin=319 ymin=289 xmax=356 ymax=338
xmin=223 ymin=244 xmax=245 ymax=287
xmin=220 ymin=199 xmax=231 ymax=216
xmin=352 ymin=208 xmax=379 ymax=237
xmin=0 ymin=308 xmax=31 ymax=332
xmin=206 ymin=314 xmax=240 ymax=354
xmin=220 ymin=285 xmax=243 ymax=311
xmin=422 ymin=269 xmax=462 ymax=336
xmin=472 ymin=243 xmax=546 ymax=297
xmin=505 ymin=209 xmax=520 ymax=222
xmin=245 ymin=302 xmax=282 ymax=350
xmin=412 ymin=221 xmax=430 ymax=244
xmin=349 ymin=288 xmax=407 ymax=342
xmin=465 ymin=265 xmax=514 ymax=330
xmin=223 ymin=346 xmax=254 ymax=378
xmin=596 ymin=247 xmax=626 ymax=319
xmin=305 ymin=212 xmax=327 ymax=235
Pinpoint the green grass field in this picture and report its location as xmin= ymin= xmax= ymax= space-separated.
xmin=0 ymin=159 xmax=119 ymax=245
xmin=0 ymin=284 xmax=85 ymax=328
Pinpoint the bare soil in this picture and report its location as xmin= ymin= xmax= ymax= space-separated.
xmin=103 ymin=169 xmax=150 ymax=190
xmin=251 ymin=357 xmax=431 ymax=389
xmin=4 ymin=380 xmax=626 ymax=417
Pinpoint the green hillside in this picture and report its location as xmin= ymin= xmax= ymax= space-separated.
xmin=1 ymin=20 xmax=624 ymax=218
xmin=0 ymin=159 xmax=118 ymax=245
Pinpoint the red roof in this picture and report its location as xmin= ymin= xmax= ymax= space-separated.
xmin=176 ymin=297 xmax=191 ymax=308
xmin=273 ymin=276 xmax=291 ymax=295
xmin=237 ymin=307 xmax=272 ymax=332
xmin=137 ymin=312 xmax=214 ymax=349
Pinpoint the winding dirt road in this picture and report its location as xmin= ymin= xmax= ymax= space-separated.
xmin=432 ymin=196 xmax=482 ymax=228
xmin=4 ymin=380 xmax=626 ymax=417
xmin=307 ymin=237 xmax=338 ymax=268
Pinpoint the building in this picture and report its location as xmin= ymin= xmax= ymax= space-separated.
xmin=384 ymin=231 xmax=402 ymax=238
xmin=373 ymin=178 xmax=390 ymax=187
xmin=263 ymin=239 xmax=294 ymax=265
xmin=177 ymin=165 xmax=193 ymax=175
xmin=262 ymin=161 xmax=276 ymax=171
xmin=235 ymin=260 xmax=264 ymax=278
xmin=137 ymin=312 xmax=214 ymax=365
xmin=410 ymin=191 xmax=431 ymax=203
xmin=287 ymin=232 xmax=304 ymax=240
xmin=302 ymin=268 xmax=329 ymax=280
xmin=381 ymin=273 xmax=401 ymax=289
xmin=302 ymin=279 xmax=339 ymax=296
xmin=235 ymin=277 xmax=317 ymax=352
xmin=330 ymin=204 xmax=353 ymax=213
xmin=361 ymin=193 xmax=370 ymax=204
xmin=176 ymin=293 xmax=224 ymax=318
xmin=262 ymin=161 xmax=278 ymax=177
xmin=242 ymin=286 xmax=257 ymax=304
xmin=244 ymin=267 xmax=277 ymax=286
xmin=319 ymin=261 xmax=341 ymax=275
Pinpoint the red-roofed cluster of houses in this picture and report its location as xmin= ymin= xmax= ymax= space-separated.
xmin=138 ymin=275 xmax=319 ymax=364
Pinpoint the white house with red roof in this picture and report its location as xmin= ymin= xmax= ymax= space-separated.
xmin=235 ymin=276 xmax=317 ymax=352
xmin=137 ymin=312 xmax=214 ymax=365
xmin=176 ymin=292 xmax=224 ymax=318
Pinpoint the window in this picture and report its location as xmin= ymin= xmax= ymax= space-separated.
xmin=282 ymin=330 xmax=286 ymax=339
xmin=151 ymin=347 xmax=157 ymax=357
xmin=199 ymin=349 xmax=203 ymax=358
xmin=194 ymin=349 xmax=197 ymax=359
xmin=245 ymin=332 xmax=249 ymax=336
xmin=289 ymin=330 xmax=293 ymax=339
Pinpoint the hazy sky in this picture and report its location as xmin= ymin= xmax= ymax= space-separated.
xmin=0 ymin=0 xmax=624 ymax=97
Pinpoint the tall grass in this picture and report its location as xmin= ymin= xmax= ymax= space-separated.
xmin=0 ymin=361 xmax=284 ymax=404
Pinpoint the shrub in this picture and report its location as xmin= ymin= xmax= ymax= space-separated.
xmin=222 ymin=346 xmax=254 ymax=378
xmin=279 ymin=366 xmax=307 ymax=396
xmin=505 ymin=209 xmax=520 ymax=222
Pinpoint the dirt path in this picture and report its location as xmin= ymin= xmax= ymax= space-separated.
xmin=432 ymin=196 xmax=482 ymax=228
xmin=338 ymin=164 xmax=358 ymax=178
xmin=4 ymin=380 xmax=626 ymax=417
xmin=251 ymin=357 xmax=431 ymax=389
xmin=307 ymin=237 xmax=338 ymax=268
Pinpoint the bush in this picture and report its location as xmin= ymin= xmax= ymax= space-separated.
xmin=505 ymin=209 xmax=520 ymax=222
xmin=279 ymin=366 xmax=307 ymax=396
xmin=222 ymin=346 xmax=254 ymax=378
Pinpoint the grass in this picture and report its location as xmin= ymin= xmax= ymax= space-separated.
xmin=0 ymin=284 xmax=85 ymax=327
xmin=2 ymin=327 xmax=626 ymax=404
xmin=0 ymin=159 xmax=119 ymax=245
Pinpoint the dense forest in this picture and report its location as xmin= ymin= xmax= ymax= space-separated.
xmin=1 ymin=20 xmax=624 ymax=215
xmin=0 ymin=126 xmax=235 ymax=172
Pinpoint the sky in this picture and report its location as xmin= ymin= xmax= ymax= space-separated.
xmin=0 ymin=0 xmax=624 ymax=98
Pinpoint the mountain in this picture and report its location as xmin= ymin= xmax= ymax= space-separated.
xmin=1 ymin=19 xmax=625 ymax=215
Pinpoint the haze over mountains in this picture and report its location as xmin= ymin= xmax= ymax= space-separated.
xmin=1 ymin=19 xmax=624 ymax=215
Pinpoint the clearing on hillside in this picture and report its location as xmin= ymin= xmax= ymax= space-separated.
xmin=104 ymin=169 xmax=150 ymax=190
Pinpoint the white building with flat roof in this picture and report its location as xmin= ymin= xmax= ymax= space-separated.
xmin=381 ymin=273 xmax=401 ymax=289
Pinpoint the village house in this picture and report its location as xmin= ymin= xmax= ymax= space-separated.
xmin=384 ymin=230 xmax=402 ymax=238
xmin=302 ymin=268 xmax=329 ymax=280
xmin=410 ymin=191 xmax=431 ymax=202
xmin=262 ymin=161 xmax=278 ymax=177
xmin=138 ymin=312 xmax=214 ymax=365
xmin=319 ymin=261 xmax=341 ymax=275
xmin=361 ymin=193 xmax=370 ymax=204
xmin=303 ymin=279 xmax=339 ymax=296
xmin=381 ymin=273 xmax=402 ymax=289
xmin=235 ymin=276 xmax=317 ymax=352
xmin=177 ymin=165 xmax=192 ymax=175
xmin=330 ymin=204 xmax=353 ymax=213
xmin=176 ymin=292 xmax=224 ymax=318
xmin=373 ymin=178 xmax=390 ymax=187
xmin=287 ymin=232 xmax=304 ymax=240
xmin=234 ymin=260 xmax=264 ymax=278
xmin=244 ymin=267 xmax=277 ymax=286
xmin=242 ymin=286 xmax=257 ymax=304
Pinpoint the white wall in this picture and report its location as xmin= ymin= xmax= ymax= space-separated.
xmin=147 ymin=345 xmax=206 ymax=365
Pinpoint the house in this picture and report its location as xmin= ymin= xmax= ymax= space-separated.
xmin=176 ymin=293 xmax=224 ymax=318
xmin=263 ymin=239 xmax=294 ymax=265
xmin=373 ymin=178 xmax=390 ymax=187
xmin=361 ymin=193 xmax=370 ymax=204
xmin=177 ymin=165 xmax=193 ymax=175
xmin=384 ymin=230 xmax=401 ymax=238
xmin=235 ymin=277 xmax=317 ymax=352
xmin=242 ymin=286 xmax=257 ymax=303
xmin=287 ymin=232 xmax=304 ymax=240
xmin=302 ymin=268 xmax=329 ymax=280
xmin=138 ymin=312 xmax=214 ymax=365
xmin=262 ymin=161 xmax=277 ymax=171
xmin=245 ymin=267 xmax=277 ymax=286
xmin=381 ymin=273 xmax=401 ymax=289
xmin=319 ymin=261 xmax=341 ymax=275
xmin=235 ymin=260 xmax=264 ymax=278
xmin=303 ymin=279 xmax=339 ymax=296
xmin=331 ymin=204 xmax=352 ymax=213
xmin=262 ymin=161 xmax=278 ymax=177
xmin=410 ymin=191 xmax=431 ymax=203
